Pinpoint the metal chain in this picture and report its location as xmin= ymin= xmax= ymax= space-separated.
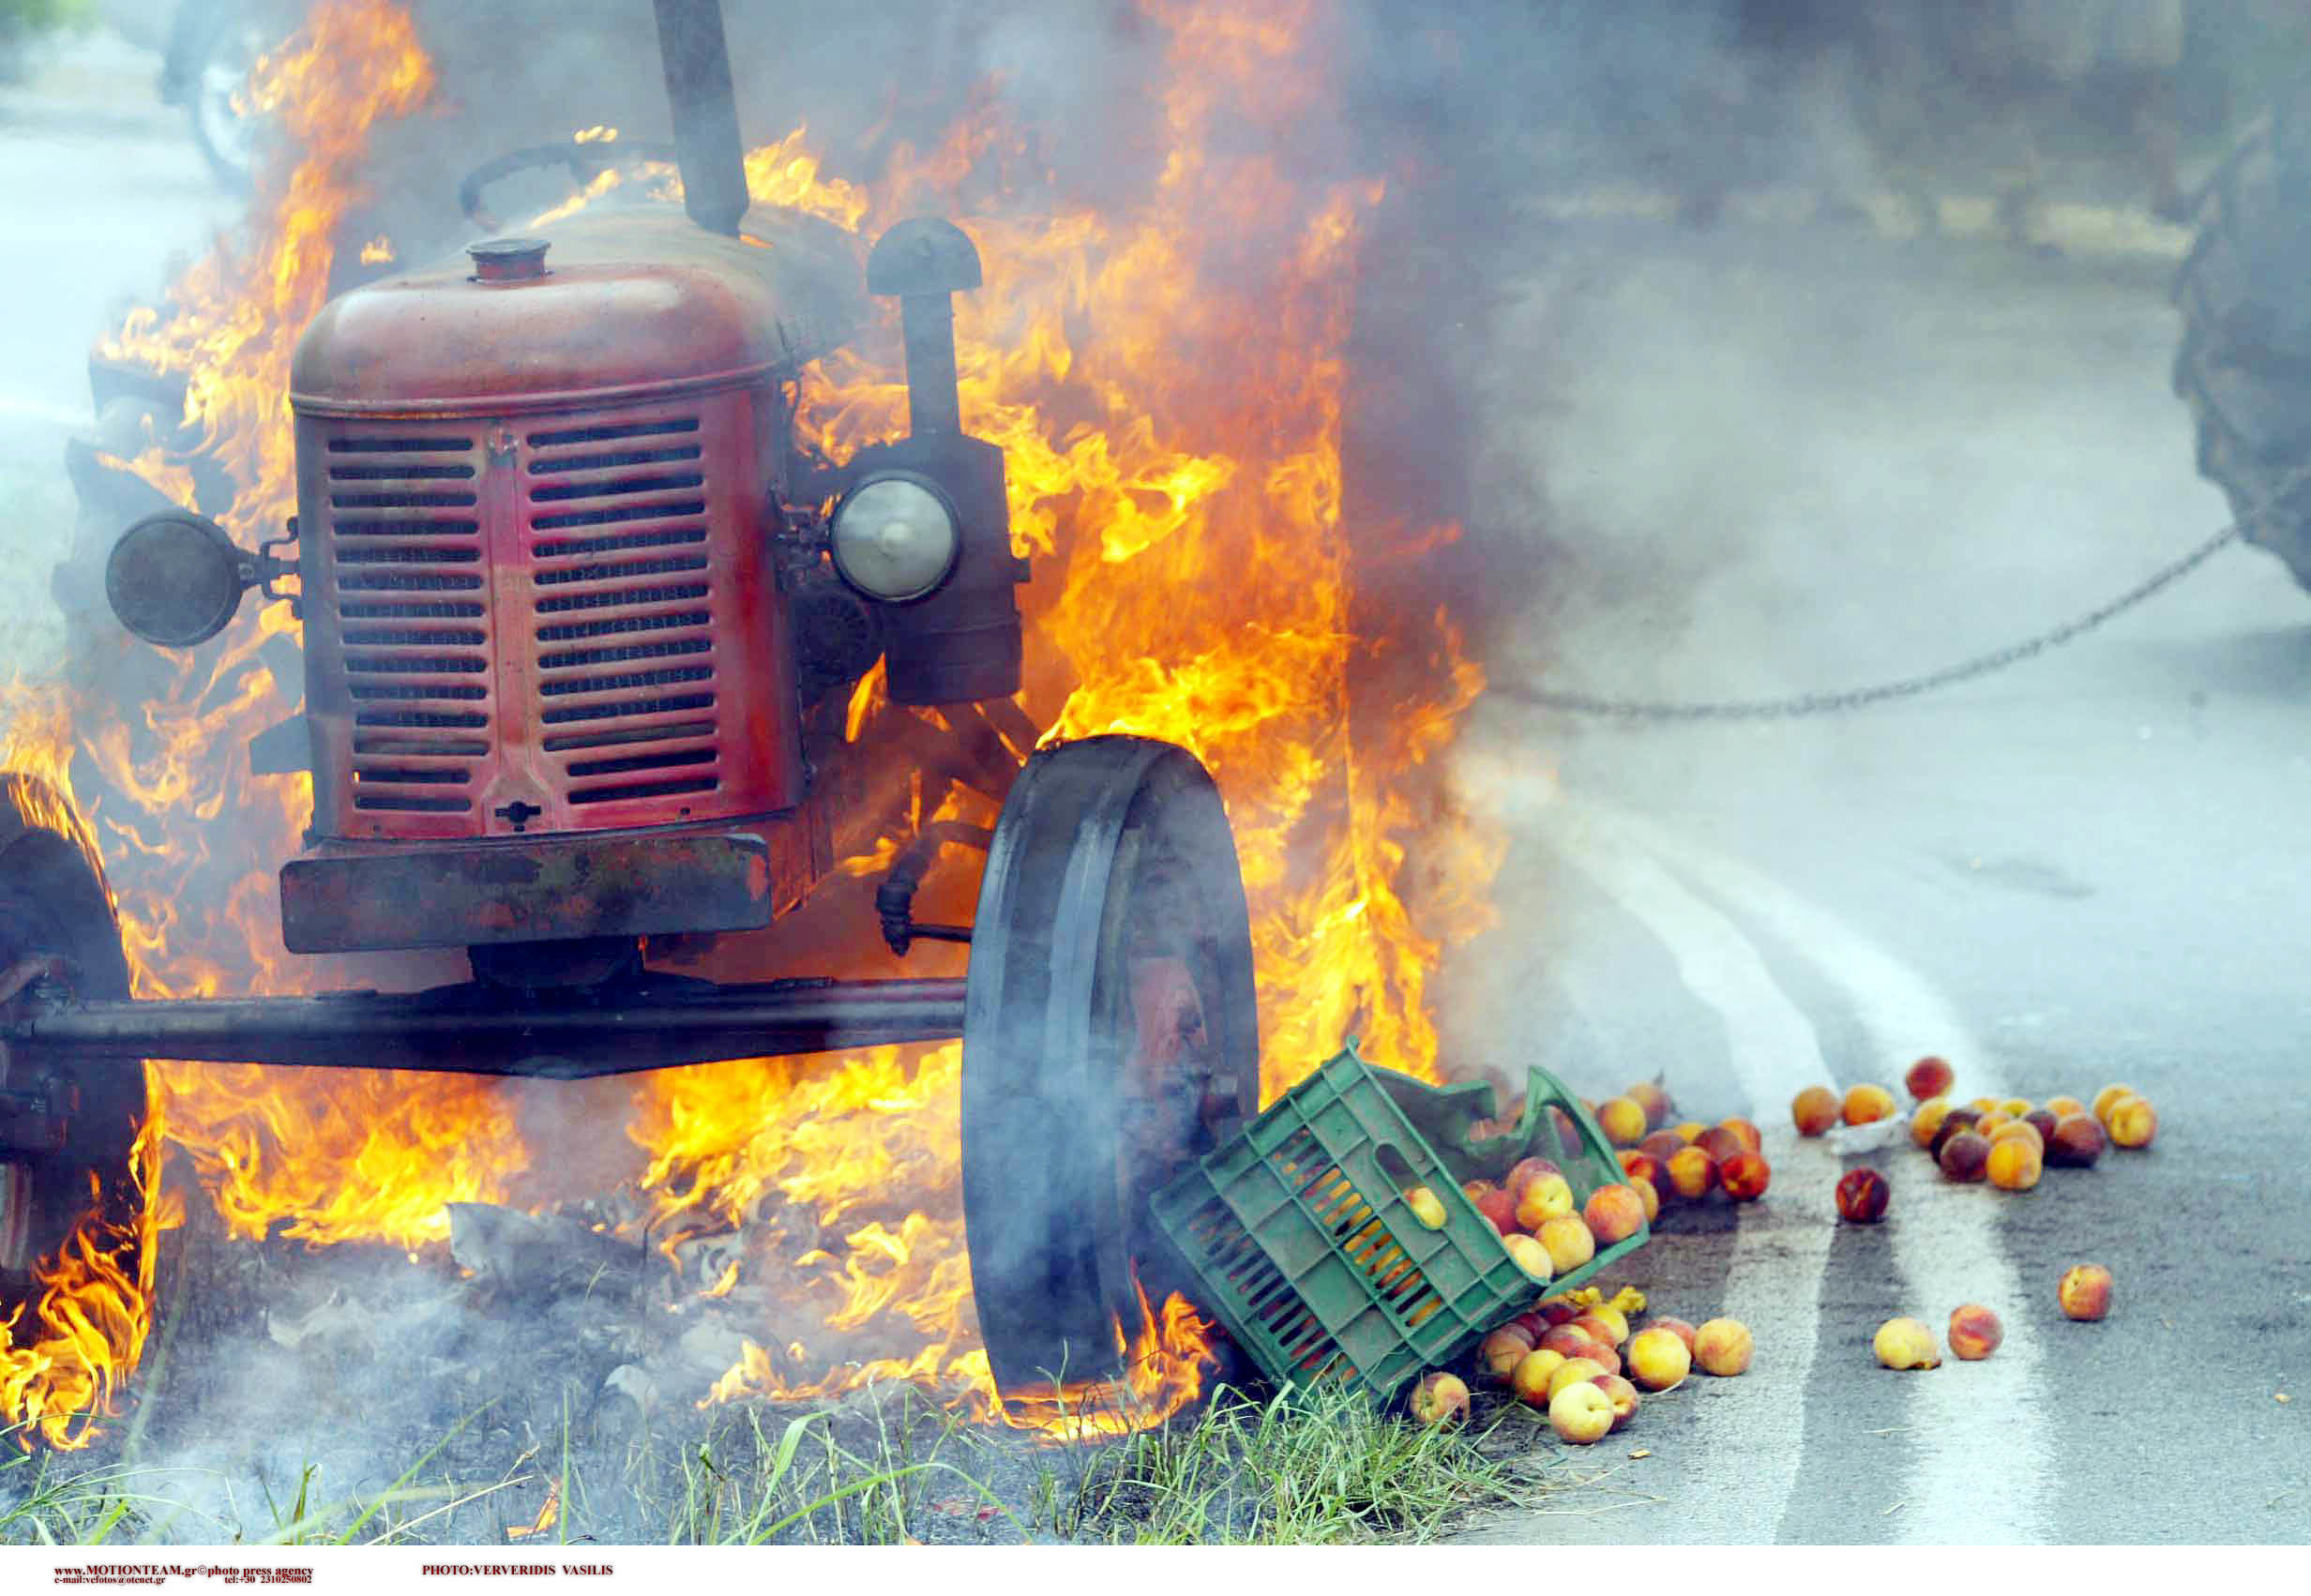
xmin=1495 ymin=468 xmax=2311 ymax=723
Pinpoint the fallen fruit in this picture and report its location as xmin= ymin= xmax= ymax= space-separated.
xmin=1618 ymin=1151 xmax=1665 ymax=1193
xmin=1835 ymin=1167 xmax=1891 ymax=1223
xmin=1672 ymin=1121 xmax=1707 ymax=1144
xmin=1843 ymin=1083 xmax=1897 ymax=1126
xmin=1503 ymin=1233 xmax=1555 ymax=1282
xmin=1698 ymin=1125 xmax=1747 ymax=1166
xmin=1626 ymin=1325 xmax=1692 ymax=1391
xmin=2091 ymin=1085 xmax=2138 ymax=1126
xmin=1504 ymin=1157 xmax=1566 ymax=1206
xmin=1905 ymin=1056 xmax=1956 ymax=1101
xmin=1594 ymin=1372 xmax=1640 ymax=1431
xmin=1719 ymin=1150 xmax=1771 ymax=1201
xmin=2022 ymin=1108 xmax=2061 ymax=1145
xmin=1972 ymin=1110 xmax=2013 ymax=1141
xmin=1460 ymin=1179 xmax=1495 ymax=1202
xmin=1649 ymin=1316 xmax=1699 ymax=1355
xmin=1408 ymin=1371 xmax=1470 ymax=1424
xmin=1988 ymin=1119 xmax=2045 ymax=1155
xmin=1548 ymin=1379 xmax=1615 ymax=1445
xmin=1511 ymin=1348 xmax=1567 ymax=1406
xmin=1481 ymin=1327 xmax=1534 ymax=1378
xmin=1547 ymin=1355 xmax=1609 ymax=1402
xmin=1574 ymin=1305 xmax=1630 ymax=1347
xmin=1947 ymin=1304 xmax=2002 ymax=1361
xmin=1475 ymin=1189 xmax=1518 ymax=1236
xmin=1578 ymin=1339 xmax=1623 ymax=1379
xmin=1626 ymin=1081 xmax=1673 ymax=1130
xmin=1694 ymin=1317 xmax=1753 ymax=1376
xmin=1911 ymin=1095 xmax=1954 ymax=1149
xmin=1718 ymin=1117 xmax=1763 ymax=1155
xmin=1666 ymin=1145 xmax=1719 ymax=1201
xmin=1585 ymin=1183 xmax=1649 ymax=1245
xmin=1986 ymin=1136 xmax=2042 ymax=1191
xmin=1534 ymin=1299 xmax=1581 ymax=1327
xmin=1631 ymin=1176 xmax=1661 ymax=1224
xmin=1515 ymin=1174 xmax=1577 ymax=1231
xmin=1597 ymin=1097 xmax=1649 ymax=1147
xmin=1539 ymin=1323 xmax=1594 ymax=1360
xmin=1405 ymin=1185 xmax=1447 ymax=1228
xmin=2045 ymin=1114 xmax=2106 ymax=1168
xmin=1538 ymin=1212 xmax=1598 ymax=1274
xmin=1997 ymin=1097 xmax=2032 ymax=1119
xmin=1510 ymin=1310 xmax=1550 ymax=1340
xmin=1929 ymin=1106 xmax=1983 ymax=1157
xmin=1873 ymin=1317 xmax=1942 ymax=1370
xmin=1937 ymin=1130 xmax=1991 ymax=1182
xmin=2059 ymin=1264 xmax=2113 ymax=1321
xmin=2107 ymin=1096 xmax=2157 ymax=1150
xmin=1639 ymin=1130 xmax=1687 ymax=1165
xmin=1790 ymin=1085 xmax=1841 ymax=1137
xmin=2044 ymin=1094 xmax=2087 ymax=1119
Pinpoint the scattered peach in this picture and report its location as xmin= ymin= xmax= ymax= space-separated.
xmin=2059 ymin=1264 xmax=2112 ymax=1321
xmin=1835 ymin=1167 xmax=1890 ymax=1223
xmin=1596 ymin=1096 xmax=1649 ymax=1147
xmin=1626 ymin=1325 xmax=1692 ymax=1392
xmin=1972 ymin=1110 xmax=2013 ymax=1141
xmin=1720 ymin=1150 xmax=1772 ymax=1202
xmin=1538 ymin=1324 xmax=1593 ymax=1360
xmin=1988 ymin=1119 xmax=2045 ymax=1157
xmin=1631 ymin=1176 xmax=1661 ymax=1224
xmin=1626 ymin=1081 xmax=1673 ymax=1130
xmin=1547 ymin=1355 xmax=1608 ymax=1403
xmin=1929 ymin=1106 xmax=1982 ymax=1157
xmin=1843 ymin=1083 xmax=1897 ymax=1125
xmin=1649 ymin=1317 xmax=1699 ymax=1356
xmin=1510 ymin=1348 xmax=1566 ymax=1407
xmin=1594 ymin=1372 xmax=1640 ymax=1431
xmin=2046 ymin=1114 xmax=2106 ymax=1168
xmin=1911 ymin=1096 xmax=1954 ymax=1149
xmin=1969 ymin=1096 xmax=2001 ymax=1114
xmin=1503 ymin=1232 xmax=1555 ymax=1282
xmin=1947 ymin=1304 xmax=2002 ymax=1361
xmin=2092 ymin=1085 xmax=2138 ymax=1125
xmin=1405 ymin=1185 xmax=1447 ymax=1228
xmin=1997 ymin=1097 xmax=2032 ymax=1119
xmin=1873 ymin=1317 xmax=1941 ymax=1370
xmin=1694 ymin=1317 xmax=1753 ymax=1377
xmin=1904 ymin=1056 xmax=1956 ymax=1101
xmin=1938 ymin=1130 xmax=1991 ymax=1182
xmin=1666 ymin=1145 xmax=1719 ymax=1201
xmin=1475 ymin=1189 xmax=1518 ymax=1236
xmin=1537 ymin=1213 xmax=1597 ymax=1275
xmin=2022 ymin=1108 xmax=2061 ymax=1145
xmin=1548 ymin=1379 xmax=1615 ymax=1445
xmin=1639 ymin=1134 xmax=1687 ymax=1170
xmin=1578 ymin=1340 xmax=1622 ymax=1379
xmin=1618 ymin=1151 xmax=1665 ymax=1193
xmin=1408 ymin=1371 xmax=1470 ymax=1424
xmin=2107 ymin=1096 xmax=2157 ymax=1150
xmin=1534 ymin=1299 xmax=1581 ymax=1327
xmin=1790 ymin=1085 xmax=1841 ymax=1137
xmin=1672 ymin=1121 xmax=1707 ymax=1144
xmin=1718 ymin=1117 xmax=1763 ymax=1155
xmin=1583 ymin=1182 xmax=1648 ymax=1245
xmin=1580 ymin=1302 xmax=1630 ymax=1345
xmin=1510 ymin=1310 xmax=1551 ymax=1341
xmin=1699 ymin=1125 xmax=1747 ymax=1166
xmin=2045 ymin=1095 xmax=2086 ymax=1119
xmin=1504 ymin=1157 xmax=1565 ymax=1206
xmin=1481 ymin=1327 xmax=1534 ymax=1378
xmin=1515 ymin=1173 xmax=1576 ymax=1230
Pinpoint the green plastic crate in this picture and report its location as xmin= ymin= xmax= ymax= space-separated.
xmin=1150 ymin=1045 xmax=1649 ymax=1406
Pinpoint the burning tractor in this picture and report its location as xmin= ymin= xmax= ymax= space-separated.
xmin=1 ymin=0 xmax=1256 ymax=1421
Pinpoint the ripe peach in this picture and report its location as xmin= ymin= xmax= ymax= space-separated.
xmin=2045 ymin=1095 xmax=2087 ymax=1119
xmin=2022 ymin=1108 xmax=2061 ymax=1146
xmin=1631 ymin=1176 xmax=1661 ymax=1225
xmin=2107 ymin=1096 xmax=2157 ymax=1150
xmin=1460 ymin=1180 xmax=1494 ymax=1205
xmin=1639 ymin=1130 xmax=1688 ymax=1165
xmin=1672 ymin=1121 xmax=1707 ymax=1144
xmin=1596 ymin=1096 xmax=1649 ymax=1147
xmin=1405 ymin=1185 xmax=1448 ymax=1228
xmin=1481 ymin=1327 xmax=1534 ymax=1379
xmin=2092 ymin=1085 xmax=2138 ymax=1125
xmin=1694 ymin=1317 xmax=1753 ymax=1377
xmin=2045 ymin=1113 xmax=2106 ymax=1168
xmin=1548 ymin=1379 xmax=1615 ymax=1445
xmin=1790 ymin=1085 xmax=1841 ymax=1137
xmin=1504 ymin=1157 xmax=1565 ymax=1206
xmin=1534 ymin=1298 xmax=1581 ymax=1327
xmin=1947 ymin=1304 xmax=2002 ymax=1361
xmin=1503 ymin=1232 xmax=1555 ymax=1282
xmin=1514 ymin=1173 xmax=1576 ymax=1230
xmin=1578 ymin=1302 xmax=1629 ymax=1345
xmin=1626 ymin=1325 xmax=1692 ymax=1392
xmin=1509 ymin=1310 xmax=1550 ymax=1340
xmin=1594 ymin=1372 xmax=1640 ymax=1431
xmin=1649 ymin=1317 xmax=1699 ymax=1355
xmin=1997 ymin=1097 xmax=2032 ymax=1119
xmin=1408 ymin=1371 xmax=1470 ymax=1424
xmin=1835 ymin=1167 xmax=1890 ymax=1223
xmin=1618 ymin=1151 xmax=1665 ymax=1193
xmin=1972 ymin=1110 xmax=2012 ymax=1141
xmin=1510 ymin=1348 xmax=1566 ymax=1407
xmin=1928 ymin=1106 xmax=1982 ymax=1157
xmin=1537 ymin=1213 xmax=1597 ymax=1275
xmin=1626 ymin=1081 xmax=1673 ymax=1130
xmin=1968 ymin=1096 xmax=2000 ymax=1114
xmin=1666 ymin=1145 xmax=1718 ymax=1202
xmin=1719 ymin=1150 xmax=1771 ymax=1202
xmin=1547 ymin=1355 xmax=1608 ymax=1402
xmin=1911 ymin=1096 xmax=1954 ymax=1150
xmin=1873 ymin=1317 xmax=1941 ymax=1370
xmin=1937 ymin=1130 xmax=1991 ymax=1182
xmin=1474 ymin=1189 xmax=1518 ymax=1236
xmin=1578 ymin=1339 xmax=1622 ymax=1379
xmin=1583 ymin=1182 xmax=1648 ymax=1245
xmin=1718 ymin=1117 xmax=1763 ymax=1155
xmin=2059 ymin=1264 xmax=2112 ymax=1321
xmin=1988 ymin=1119 xmax=2045 ymax=1156
xmin=1538 ymin=1324 xmax=1593 ymax=1360
xmin=1699 ymin=1125 xmax=1747 ymax=1166
xmin=1904 ymin=1056 xmax=1956 ymax=1101
xmin=1842 ymin=1083 xmax=1897 ymax=1125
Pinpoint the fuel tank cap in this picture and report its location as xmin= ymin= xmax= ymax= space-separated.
xmin=467 ymin=237 xmax=551 ymax=282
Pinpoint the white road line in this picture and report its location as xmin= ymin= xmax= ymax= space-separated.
xmin=1598 ymin=806 xmax=2052 ymax=1545
xmin=1522 ymin=791 xmax=1834 ymax=1544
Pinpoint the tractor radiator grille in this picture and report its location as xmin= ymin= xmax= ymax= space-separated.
xmin=325 ymin=431 xmax=490 ymax=818
xmin=521 ymin=416 xmax=721 ymax=809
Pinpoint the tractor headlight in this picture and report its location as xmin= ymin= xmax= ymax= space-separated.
xmin=830 ymin=474 xmax=960 ymax=603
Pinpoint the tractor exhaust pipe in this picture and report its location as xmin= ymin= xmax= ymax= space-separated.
xmin=653 ymin=0 xmax=749 ymax=236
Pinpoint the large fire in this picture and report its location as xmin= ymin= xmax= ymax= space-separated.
xmin=1 ymin=0 xmax=1497 ymax=1448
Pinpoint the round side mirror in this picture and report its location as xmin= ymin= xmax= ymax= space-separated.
xmin=105 ymin=511 xmax=252 ymax=648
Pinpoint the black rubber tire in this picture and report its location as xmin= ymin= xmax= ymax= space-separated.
xmin=2171 ymin=82 xmax=2311 ymax=593
xmin=0 ymin=774 xmax=144 ymax=1311
xmin=960 ymin=737 xmax=1257 ymax=1407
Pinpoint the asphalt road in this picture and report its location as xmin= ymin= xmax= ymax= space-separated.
xmin=1440 ymin=214 xmax=2310 ymax=1543
xmin=2 ymin=28 xmax=2304 ymax=1549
